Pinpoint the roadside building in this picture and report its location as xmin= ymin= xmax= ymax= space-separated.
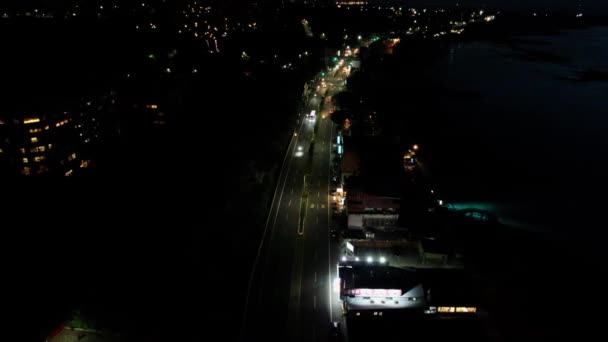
xmin=340 ymin=135 xmax=404 ymax=230
xmin=418 ymin=269 xmax=479 ymax=318
xmin=339 ymin=263 xmax=426 ymax=317
xmin=346 ymin=190 xmax=400 ymax=230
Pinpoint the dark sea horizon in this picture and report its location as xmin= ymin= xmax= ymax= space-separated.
xmin=418 ymin=26 xmax=608 ymax=234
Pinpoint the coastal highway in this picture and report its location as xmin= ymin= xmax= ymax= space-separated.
xmin=241 ymin=58 xmax=353 ymax=342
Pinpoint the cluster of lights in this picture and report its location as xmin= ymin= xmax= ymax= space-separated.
xmin=342 ymin=255 xmax=386 ymax=263
xmin=178 ymin=1 xmax=260 ymax=54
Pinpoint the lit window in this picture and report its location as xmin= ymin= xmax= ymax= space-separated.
xmin=80 ymin=160 xmax=89 ymax=168
xmin=64 ymin=169 xmax=73 ymax=177
xmin=24 ymin=117 xmax=40 ymax=124
xmin=48 ymin=144 xmax=53 ymax=149
xmin=437 ymin=307 xmax=456 ymax=313
xmin=31 ymin=137 xmax=38 ymax=143
xmin=22 ymin=157 xmax=29 ymax=164
xmin=0 ymin=119 xmax=5 ymax=125
xmin=20 ymin=148 xmax=26 ymax=154
xmin=44 ymin=125 xmax=50 ymax=130
xmin=455 ymin=307 xmax=477 ymax=313
xmin=68 ymin=153 xmax=77 ymax=162
xmin=21 ymin=167 xmax=31 ymax=176
xmin=29 ymin=128 xmax=42 ymax=133
xmin=34 ymin=156 xmax=46 ymax=162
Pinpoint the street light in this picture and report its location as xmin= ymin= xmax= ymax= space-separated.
xmin=379 ymin=257 xmax=386 ymax=263
xmin=413 ymin=144 xmax=419 ymax=151
xmin=366 ymin=256 xmax=373 ymax=263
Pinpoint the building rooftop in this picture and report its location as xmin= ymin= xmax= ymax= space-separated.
xmin=340 ymin=264 xmax=420 ymax=292
xmin=347 ymin=191 xmax=400 ymax=214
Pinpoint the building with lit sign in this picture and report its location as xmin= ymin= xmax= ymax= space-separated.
xmin=339 ymin=263 xmax=426 ymax=316
xmin=419 ymin=269 xmax=479 ymax=318
xmin=337 ymin=263 xmax=478 ymax=318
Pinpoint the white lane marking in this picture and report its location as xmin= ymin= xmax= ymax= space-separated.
xmin=288 ymin=199 xmax=292 ymax=207
xmin=314 ymin=296 xmax=317 ymax=310
xmin=314 ymin=272 xmax=317 ymax=283
xmin=291 ymin=188 xmax=294 ymax=194
xmin=327 ymin=121 xmax=334 ymax=320
xmin=242 ymin=117 xmax=303 ymax=338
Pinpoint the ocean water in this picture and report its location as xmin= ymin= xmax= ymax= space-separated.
xmin=424 ymin=27 xmax=608 ymax=233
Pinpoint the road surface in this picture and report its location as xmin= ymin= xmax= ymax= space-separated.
xmin=242 ymin=54 xmax=356 ymax=342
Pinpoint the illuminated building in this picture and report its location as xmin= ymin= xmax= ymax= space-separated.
xmin=420 ymin=269 xmax=479 ymax=317
xmin=339 ymin=263 xmax=425 ymax=316
xmin=0 ymin=95 xmax=112 ymax=177
xmin=337 ymin=263 xmax=478 ymax=318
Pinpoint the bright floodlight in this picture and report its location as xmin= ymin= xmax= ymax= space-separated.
xmin=341 ymin=256 xmax=347 ymax=262
xmin=366 ymin=256 xmax=373 ymax=263
xmin=438 ymin=200 xmax=443 ymax=206
xmin=413 ymin=144 xmax=419 ymax=150
xmin=379 ymin=256 xmax=387 ymax=263
xmin=355 ymin=257 xmax=360 ymax=261
xmin=298 ymin=146 xmax=303 ymax=151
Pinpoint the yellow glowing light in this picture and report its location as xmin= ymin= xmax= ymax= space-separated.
xmin=24 ymin=118 xmax=40 ymax=124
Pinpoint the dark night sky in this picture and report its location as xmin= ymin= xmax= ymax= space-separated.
xmin=0 ymin=0 xmax=601 ymax=10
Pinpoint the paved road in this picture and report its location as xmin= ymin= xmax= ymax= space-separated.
xmin=242 ymin=55 xmax=356 ymax=342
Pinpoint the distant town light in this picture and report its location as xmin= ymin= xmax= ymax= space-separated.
xmin=24 ymin=118 xmax=40 ymax=125
xmin=366 ymin=256 xmax=373 ymax=263
xmin=379 ymin=257 xmax=386 ymax=263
